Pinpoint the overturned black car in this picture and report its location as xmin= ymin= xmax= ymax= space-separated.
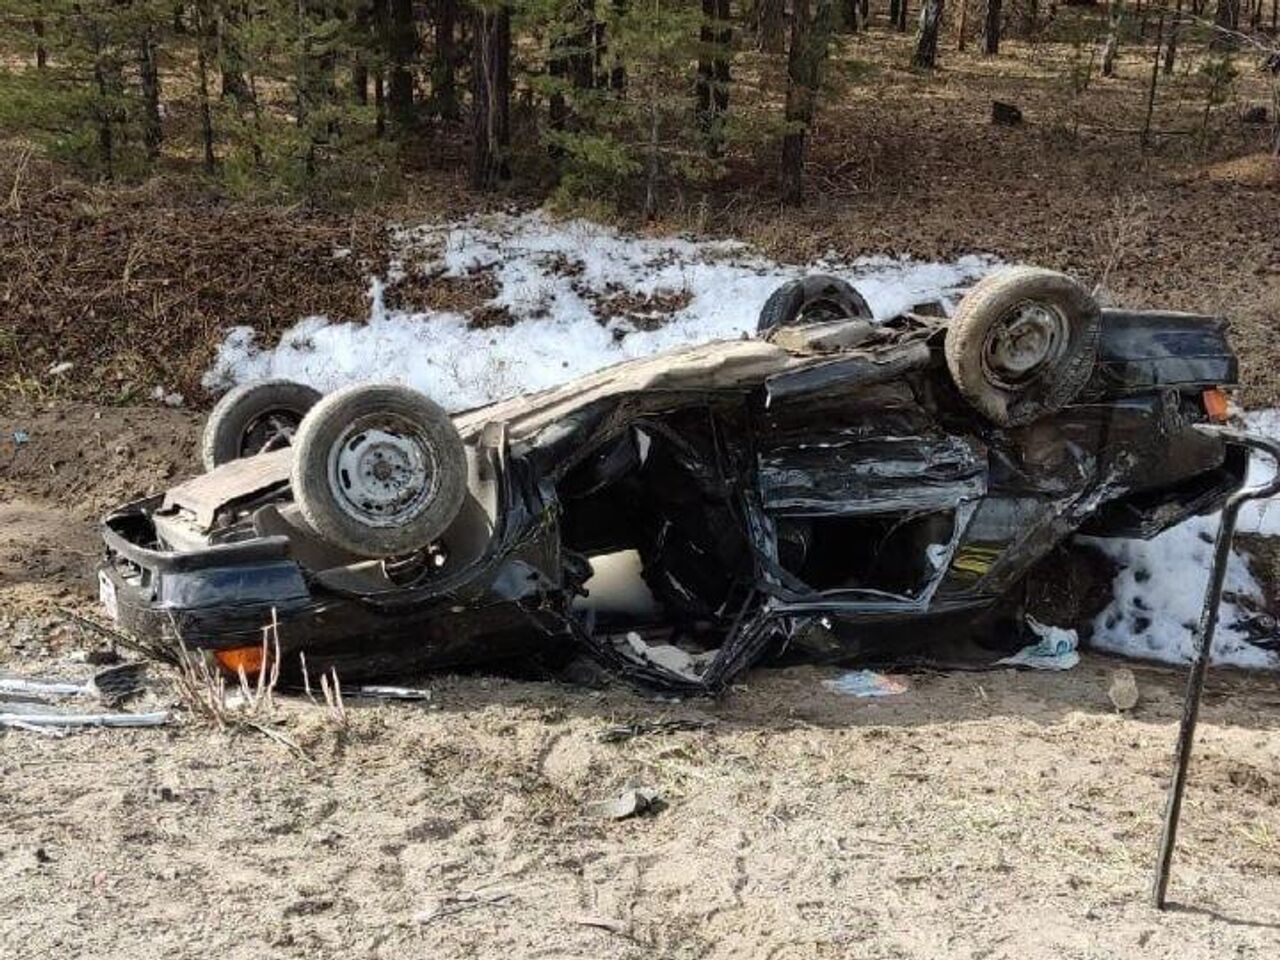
xmin=99 ymin=267 xmax=1247 ymax=691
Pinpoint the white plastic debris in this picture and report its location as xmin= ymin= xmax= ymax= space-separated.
xmin=47 ymin=361 xmax=74 ymax=376
xmin=997 ymin=619 xmax=1080 ymax=671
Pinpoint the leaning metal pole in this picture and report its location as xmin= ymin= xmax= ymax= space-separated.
xmin=1152 ymin=428 xmax=1280 ymax=910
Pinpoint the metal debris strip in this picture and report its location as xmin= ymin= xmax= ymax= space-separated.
xmin=1152 ymin=429 xmax=1280 ymax=910
xmin=0 ymin=711 xmax=170 ymax=731
xmin=0 ymin=663 xmax=147 ymax=706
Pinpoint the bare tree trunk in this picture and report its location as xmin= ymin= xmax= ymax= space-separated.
xmin=90 ymin=26 xmax=115 ymax=179
xmin=1163 ymin=0 xmax=1182 ymax=74
xmin=896 ymin=0 xmax=910 ymax=29
xmin=352 ymin=1 xmax=371 ymax=105
xmin=1101 ymin=0 xmax=1124 ymax=77
xmin=891 ymin=0 xmax=902 ymax=24
xmin=470 ymin=5 xmax=510 ymax=190
xmin=839 ymin=0 xmax=860 ymax=29
xmin=1141 ymin=11 xmax=1164 ymax=147
xmin=957 ymin=0 xmax=968 ymax=50
xmin=1211 ymin=0 xmax=1239 ymax=47
xmin=781 ymin=0 xmax=835 ymax=205
xmin=388 ymin=0 xmax=416 ymax=129
xmin=219 ymin=4 xmax=253 ymax=102
xmin=758 ymin=0 xmax=786 ymax=52
xmin=33 ymin=16 xmax=47 ymax=68
xmin=982 ymin=0 xmax=1001 ymax=54
xmin=696 ymin=0 xmax=732 ymax=156
xmin=194 ymin=0 xmax=217 ymax=172
xmin=914 ymin=0 xmax=946 ymax=68
xmin=372 ymin=0 xmax=387 ymax=135
xmin=431 ymin=0 xmax=460 ymax=120
xmin=138 ymin=26 xmax=163 ymax=160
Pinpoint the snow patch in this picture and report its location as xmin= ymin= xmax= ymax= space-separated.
xmin=203 ymin=210 xmax=996 ymax=410
xmin=1084 ymin=408 xmax=1280 ymax=670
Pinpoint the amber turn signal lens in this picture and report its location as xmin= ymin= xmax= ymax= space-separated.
xmin=214 ymin=645 xmax=266 ymax=675
xmin=1202 ymin=387 xmax=1230 ymax=424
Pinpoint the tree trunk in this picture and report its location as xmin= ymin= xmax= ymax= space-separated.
xmin=982 ymin=0 xmax=1001 ymax=54
xmin=782 ymin=0 xmax=836 ymax=205
xmin=431 ymin=0 xmax=460 ymax=120
xmin=90 ymin=27 xmax=114 ymax=179
xmin=388 ymin=0 xmax=416 ymax=129
xmin=957 ymin=0 xmax=968 ymax=49
xmin=138 ymin=26 xmax=163 ymax=159
xmin=839 ymin=0 xmax=860 ymax=29
xmin=914 ymin=0 xmax=946 ymax=68
xmin=33 ymin=17 xmax=47 ymax=68
xmin=1140 ymin=10 xmax=1164 ymax=148
xmin=219 ymin=4 xmax=253 ymax=102
xmin=890 ymin=0 xmax=902 ymax=24
xmin=1163 ymin=0 xmax=1181 ymax=74
xmin=194 ymin=0 xmax=217 ymax=172
xmin=470 ymin=5 xmax=511 ymax=190
xmin=896 ymin=0 xmax=909 ymax=30
xmin=353 ymin=1 xmax=371 ymax=105
xmin=1211 ymin=0 xmax=1239 ymax=47
xmin=696 ymin=0 xmax=732 ymax=156
xmin=758 ymin=0 xmax=786 ymax=51
xmin=1101 ymin=0 xmax=1124 ymax=77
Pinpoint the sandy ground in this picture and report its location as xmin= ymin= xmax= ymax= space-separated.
xmin=3 ymin=405 xmax=1280 ymax=958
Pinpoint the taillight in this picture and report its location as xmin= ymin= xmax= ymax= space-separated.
xmin=214 ymin=645 xmax=266 ymax=675
xmin=1202 ymin=387 xmax=1229 ymax=423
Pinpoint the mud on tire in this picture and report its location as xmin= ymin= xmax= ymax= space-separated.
xmin=757 ymin=275 xmax=873 ymax=334
xmin=202 ymin=379 xmax=323 ymax=470
xmin=944 ymin=267 xmax=1100 ymax=427
xmin=290 ymin=383 xmax=467 ymax=558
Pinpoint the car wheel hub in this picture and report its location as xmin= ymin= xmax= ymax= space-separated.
xmin=240 ymin=410 xmax=302 ymax=457
xmin=328 ymin=419 xmax=438 ymax=527
xmin=982 ymin=301 xmax=1067 ymax=388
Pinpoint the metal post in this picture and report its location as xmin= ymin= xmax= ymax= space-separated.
xmin=1152 ymin=429 xmax=1280 ymax=909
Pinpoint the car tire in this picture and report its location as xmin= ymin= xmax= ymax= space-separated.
xmin=202 ymin=379 xmax=323 ymax=470
xmin=756 ymin=275 xmax=873 ymax=334
xmin=290 ymin=383 xmax=467 ymax=558
xmin=944 ymin=267 xmax=1101 ymax=427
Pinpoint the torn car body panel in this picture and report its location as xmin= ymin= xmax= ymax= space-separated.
xmin=100 ymin=305 xmax=1249 ymax=692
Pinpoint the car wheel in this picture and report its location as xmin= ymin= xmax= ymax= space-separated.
xmin=202 ymin=379 xmax=323 ymax=470
xmin=944 ymin=266 xmax=1101 ymax=427
xmin=290 ymin=383 xmax=467 ymax=558
xmin=756 ymin=275 xmax=873 ymax=334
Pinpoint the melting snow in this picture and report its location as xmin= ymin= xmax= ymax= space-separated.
xmin=203 ymin=209 xmax=1280 ymax=670
xmin=203 ymin=210 xmax=995 ymax=409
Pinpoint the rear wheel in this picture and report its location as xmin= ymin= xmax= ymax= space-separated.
xmin=202 ymin=379 xmax=322 ymax=470
xmin=757 ymin=275 xmax=872 ymax=334
xmin=944 ymin=267 xmax=1100 ymax=426
xmin=290 ymin=384 xmax=467 ymax=558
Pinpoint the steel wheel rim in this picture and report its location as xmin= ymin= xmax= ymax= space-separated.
xmin=326 ymin=414 xmax=440 ymax=528
xmin=980 ymin=300 xmax=1068 ymax=390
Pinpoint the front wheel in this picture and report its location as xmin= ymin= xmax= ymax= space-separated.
xmin=944 ymin=267 xmax=1101 ymax=427
xmin=290 ymin=384 xmax=467 ymax=558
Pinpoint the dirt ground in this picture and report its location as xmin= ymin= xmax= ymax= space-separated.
xmin=3 ymin=405 xmax=1280 ymax=959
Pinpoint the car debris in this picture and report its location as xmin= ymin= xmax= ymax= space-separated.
xmin=97 ymin=267 xmax=1264 ymax=693
xmin=0 ymin=708 xmax=170 ymax=733
xmin=823 ymin=669 xmax=909 ymax=697
xmin=586 ymin=786 xmax=663 ymax=820
xmin=598 ymin=717 xmax=714 ymax=743
xmin=0 ymin=663 xmax=146 ymax=705
xmin=995 ymin=619 xmax=1080 ymax=671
